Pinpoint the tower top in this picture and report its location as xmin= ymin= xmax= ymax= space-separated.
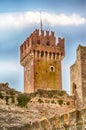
xmin=20 ymin=29 xmax=65 ymax=63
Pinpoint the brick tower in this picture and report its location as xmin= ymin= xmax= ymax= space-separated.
xmin=20 ymin=29 xmax=65 ymax=93
xmin=70 ymin=45 xmax=86 ymax=108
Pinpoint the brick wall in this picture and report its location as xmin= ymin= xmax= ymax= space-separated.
xmin=20 ymin=29 xmax=65 ymax=93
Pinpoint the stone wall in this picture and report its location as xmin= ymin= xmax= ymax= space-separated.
xmin=20 ymin=29 xmax=65 ymax=93
xmin=70 ymin=45 xmax=86 ymax=109
xmin=2 ymin=108 xmax=86 ymax=130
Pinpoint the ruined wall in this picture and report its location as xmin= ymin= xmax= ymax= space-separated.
xmin=80 ymin=46 xmax=86 ymax=106
xmin=70 ymin=45 xmax=86 ymax=109
xmin=3 ymin=108 xmax=86 ymax=130
xmin=20 ymin=29 xmax=65 ymax=93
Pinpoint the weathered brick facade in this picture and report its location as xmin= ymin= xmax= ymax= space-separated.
xmin=20 ymin=29 xmax=65 ymax=93
xmin=70 ymin=45 xmax=86 ymax=109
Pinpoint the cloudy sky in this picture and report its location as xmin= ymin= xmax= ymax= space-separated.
xmin=0 ymin=0 xmax=86 ymax=93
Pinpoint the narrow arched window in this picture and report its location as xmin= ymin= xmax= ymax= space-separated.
xmin=46 ymin=41 xmax=50 ymax=46
xmin=41 ymin=51 xmax=44 ymax=57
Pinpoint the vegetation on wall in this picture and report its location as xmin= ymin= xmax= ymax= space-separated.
xmin=0 ymin=83 xmax=72 ymax=108
xmin=38 ymin=98 xmax=44 ymax=103
xmin=11 ymin=96 xmax=15 ymax=104
xmin=58 ymin=100 xmax=63 ymax=105
xmin=17 ymin=94 xmax=31 ymax=107
xmin=5 ymin=96 xmax=9 ymax=105
xmin=0 ymin=92 xmax=3 ymax=99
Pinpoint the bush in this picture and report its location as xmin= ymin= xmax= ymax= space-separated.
xmin=51 ymin=100 xmax=56 ymax=104
xmin=38 ymin=98 xmax=44 ymax=103
xmin=58 ymin=91 xmax=64 ymax=96
xmin=6 ymin=91 xmax=9 ymax=95
xmin=0 ymin=92 xmax=3 ymax=99
xmin=11 ymin=96 xmax=15 ymax=104
xmin=5 ymin=96 xmax=9 ymax=105
xmin=25 ymin=123 xmax=32 ymax=129
xmin=37 ymin=89 xmax=43 ymax=97
xmin=58 ymin=100 xmax=63 ymax=105
xmin=9 ymin=89 xmax=15 ymax=95
xmin=17 ymin=94 xmax=31 ymax=107
xmin=47 ymin=91 xmax=54 ymax=98
xmin=67 ymin=102 xmax=70 ymax=105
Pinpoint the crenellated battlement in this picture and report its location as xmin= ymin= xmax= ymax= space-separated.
xmin=20 ymin=29 xmax=65 ymax=63
xmin=32 ymin=29 xmax=55 ymax=37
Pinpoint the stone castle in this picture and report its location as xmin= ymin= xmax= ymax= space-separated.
xmin=70 ymin=45 xmax=86 ymax=109
xmin=20 ymin=29 xmax=86 ymax=110
xmin=19 ymin=29 xmax=86 ymax=129
xmin=20 ymin=29 xmax=65 ymax=93
xmin=0 ymin=30 xmax=86 ymax=129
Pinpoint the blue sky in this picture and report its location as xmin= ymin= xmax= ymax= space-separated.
xmin=0 ymin=0 xmax=86 ymax=93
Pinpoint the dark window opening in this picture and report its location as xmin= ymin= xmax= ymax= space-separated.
xmin=37 ymin=50 xmax=39 ymax=57
xmin=46 ymin=41 xmax=50 ymax=46
xmin=41 ymin=51 xmax=44 ymax=57
xmin=53 ymin=53 xmax=55 ymax=59
xmin=49 ymin=52 xmax=52 ymax=58
xmin=51 ymin=66 xmax=54 ymax=71
xmin=49 ymin=66 xmax=55 ymax=72
xmin=45 ymin=52 xmax=48 ymax=57
xmin=33 ymin=50 xmax=35 ymax=55
xmin=72 ymin=83 xmax=77 ymax=94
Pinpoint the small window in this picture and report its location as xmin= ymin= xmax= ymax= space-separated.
xmin=41 ymin=51 xmax=44 ymax=57
xmin=46 ymin=41 xmax=50 ymax=46
xmin=49 ymin=52 xmax=52 ymax=58
xmin=37 ymin=50 xmax=39 ymax=57
xmin=49 ymin=66 xmax=55 ymax=72
xmin=72 ymin=83 xmax=77 ymax=94
xmin=53 ymin=53 xmax=55 ymax=59
xmin=45 ymin=52 xmax=48 ymax=57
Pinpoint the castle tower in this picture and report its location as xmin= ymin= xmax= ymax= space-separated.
xmin=70 ymin=45 xmax=86 ymax=109
xmin=20 ymin=29 xmax=65 ymax=93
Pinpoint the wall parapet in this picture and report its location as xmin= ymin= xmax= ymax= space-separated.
xmin=20 ymin=29 xmax=65 ymax=63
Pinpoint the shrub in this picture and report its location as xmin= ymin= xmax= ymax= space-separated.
xmin=47 ymin=91 xmax=54 ymax=98
xmin=9 ymin=89 xmax=15 ymax=95
xmin=11 ymin=96 xmax=15 ymax=104
xmin=58 ymin=100 xmax=63 ymax=105
xmin=6 ymin=91 xmax=9 ymax=95
xmin=0 ymin=92 xmax=3 ymax=99
xmin=37 ymin=89 xmax=43 ymax=97
xmin=17 ymin=94 xmax=30 ymax=107
xmin=67 ymin=102 xmax=70 ymax=105
xmin=38 ymin=98 xmax=44 ymax=103
xmin=5 ymin=96 xmax=9 ymax=105
xmin=25 ymin=123 xmax=32 ymax=129
xmin=58 ymin=91 xmax=64 ymax=96
xmin=51 ymin=100 xmax=56 ymax=104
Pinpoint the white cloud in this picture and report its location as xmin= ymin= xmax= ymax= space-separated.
xmin=0 ymin=11 xmax=86 ymax=30
xmin=0 ymin=60 xmax=24 ymax=92
xmin=0 ymin=61 xmax=22 ymax=75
